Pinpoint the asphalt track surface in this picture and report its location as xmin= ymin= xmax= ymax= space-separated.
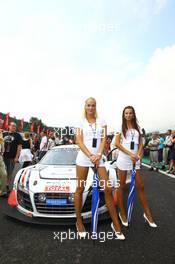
xmin=0 ymin=166 xmax=175 ymax=264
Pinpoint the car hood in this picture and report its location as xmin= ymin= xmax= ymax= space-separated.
xmin=38 ymin=165 xmax=76 ymax=180
xmin=16 ymin=164 xmax=94 ymax=193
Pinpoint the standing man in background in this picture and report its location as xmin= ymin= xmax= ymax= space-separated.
xmin=148 ymin=132 xmax=160 ymax=171
xmin=3 ymin=122 xmax=22 ymax=189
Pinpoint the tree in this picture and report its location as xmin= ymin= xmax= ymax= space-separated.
xmin=29 ymin=117 xmax=44 ymax=126
xmin=29 ymin=117 xmax=46 ymax=133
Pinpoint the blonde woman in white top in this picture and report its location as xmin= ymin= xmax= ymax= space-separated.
xmin=75 ymin=97 xmax=125 ymax=240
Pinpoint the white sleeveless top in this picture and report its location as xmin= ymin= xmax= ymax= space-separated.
xmin=76 ymin=118 xmax=106 ymax=167
xmin=116 ymin=128 xmax=141 ymax=170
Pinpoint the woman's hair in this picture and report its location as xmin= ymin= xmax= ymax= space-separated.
xmin=24 ymin=132 xmax=30 ymax=139
xmin=54 ymin=132 xmax=60 ymax=138
xmin=49 ymin=131 xmax=55 ymax=139
xmin=122 ymin=106 xmax=140 ymax=138
xmin=83 ymin=97 xmax=98 ymax=118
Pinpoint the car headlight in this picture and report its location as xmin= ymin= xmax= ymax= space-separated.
xmin=67 ymin=193 xmax=74 ymax=203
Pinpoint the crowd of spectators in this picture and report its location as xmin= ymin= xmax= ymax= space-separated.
xmin=145 ymin=130 xmax=175 ymax=173
xmin=0 ymin=120 xmax=74 ymax=197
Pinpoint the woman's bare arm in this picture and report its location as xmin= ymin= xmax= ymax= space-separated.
xmin=97 ymin=125 xmax=107 ymax=155
xmin=171 ymin=137 xmax=175 ymax=143
xmin=137 ymin=136 xmax=143 ymax=158
xmin=75 ymin=128 xmax=93 ymax=158
xmin=30 ymin=139 xmax=33 ymax=150
xmin=115 ymin=133 xmax=139 ymax=162
xmin=115 ymin=133 xmax=133 ymax=156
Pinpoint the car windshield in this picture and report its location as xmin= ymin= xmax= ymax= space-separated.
xmin=39 ymin=148 xmax=79 ymax=165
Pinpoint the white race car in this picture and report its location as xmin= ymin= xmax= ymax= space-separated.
xmin=7 ymin=145 xmax=129 ymax=224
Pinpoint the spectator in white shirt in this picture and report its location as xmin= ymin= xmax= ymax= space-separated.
xmin=39 ymin=131 xmax=48 ymax=160
xmin=47 ymin=132 xmax=55 ymax=150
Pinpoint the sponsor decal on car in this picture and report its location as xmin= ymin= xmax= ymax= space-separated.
xmin=45 ymin=185 xmax=70 ymax=192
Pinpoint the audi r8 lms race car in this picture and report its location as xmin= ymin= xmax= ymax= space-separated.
xmin=4 ymin=145 xmax=129 ymax=225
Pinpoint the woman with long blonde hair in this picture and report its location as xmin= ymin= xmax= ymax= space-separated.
xmin=74 ymin=97 xmax=125 ymax=240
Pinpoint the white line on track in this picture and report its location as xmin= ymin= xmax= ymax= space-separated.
xmin=142 ymin=163 xmax=175 ymax=180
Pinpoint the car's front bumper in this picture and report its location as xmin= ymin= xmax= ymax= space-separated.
xmin=2 ymin=198 xmax=110 ymax=225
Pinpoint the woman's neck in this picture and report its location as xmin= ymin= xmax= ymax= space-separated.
xmin=126 ymin=121 xmax=133 ymax=129
xmin=86 ymin=114 xmax=96 ymax=123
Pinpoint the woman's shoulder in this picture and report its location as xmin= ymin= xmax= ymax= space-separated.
xmin=76 ymin=118 xmax=87 ymax=129
xmin=96 ymin=117 xmax=107 ymax=126
xmin=23 ymin=138 xmax=30 ymax=141
xmin=115 ymin=125 xmax=122 ymax=134
xmin=133 ymin=128 xmax=140 ymax=133
xmin=77 ymin=117 xmax=107 ymax=128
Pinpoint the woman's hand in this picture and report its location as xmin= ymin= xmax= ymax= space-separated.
xmin=89 ymin=154 xmax=97 ymax=164
xmin=89 ymin=153 xmax=102 ymax=168
xmin=13 ymin=157 xmax=19 ymax=164
xmin=96 ymin=153 xmax=102 ymax=160
xmin=95 ymin=153 xmax=102 ymax=168
xmin=130 ymin=153 xmax=140 ymax=163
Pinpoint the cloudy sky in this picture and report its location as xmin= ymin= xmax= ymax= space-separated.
xmin=0 ymin=0 xmax=175 ymax=133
